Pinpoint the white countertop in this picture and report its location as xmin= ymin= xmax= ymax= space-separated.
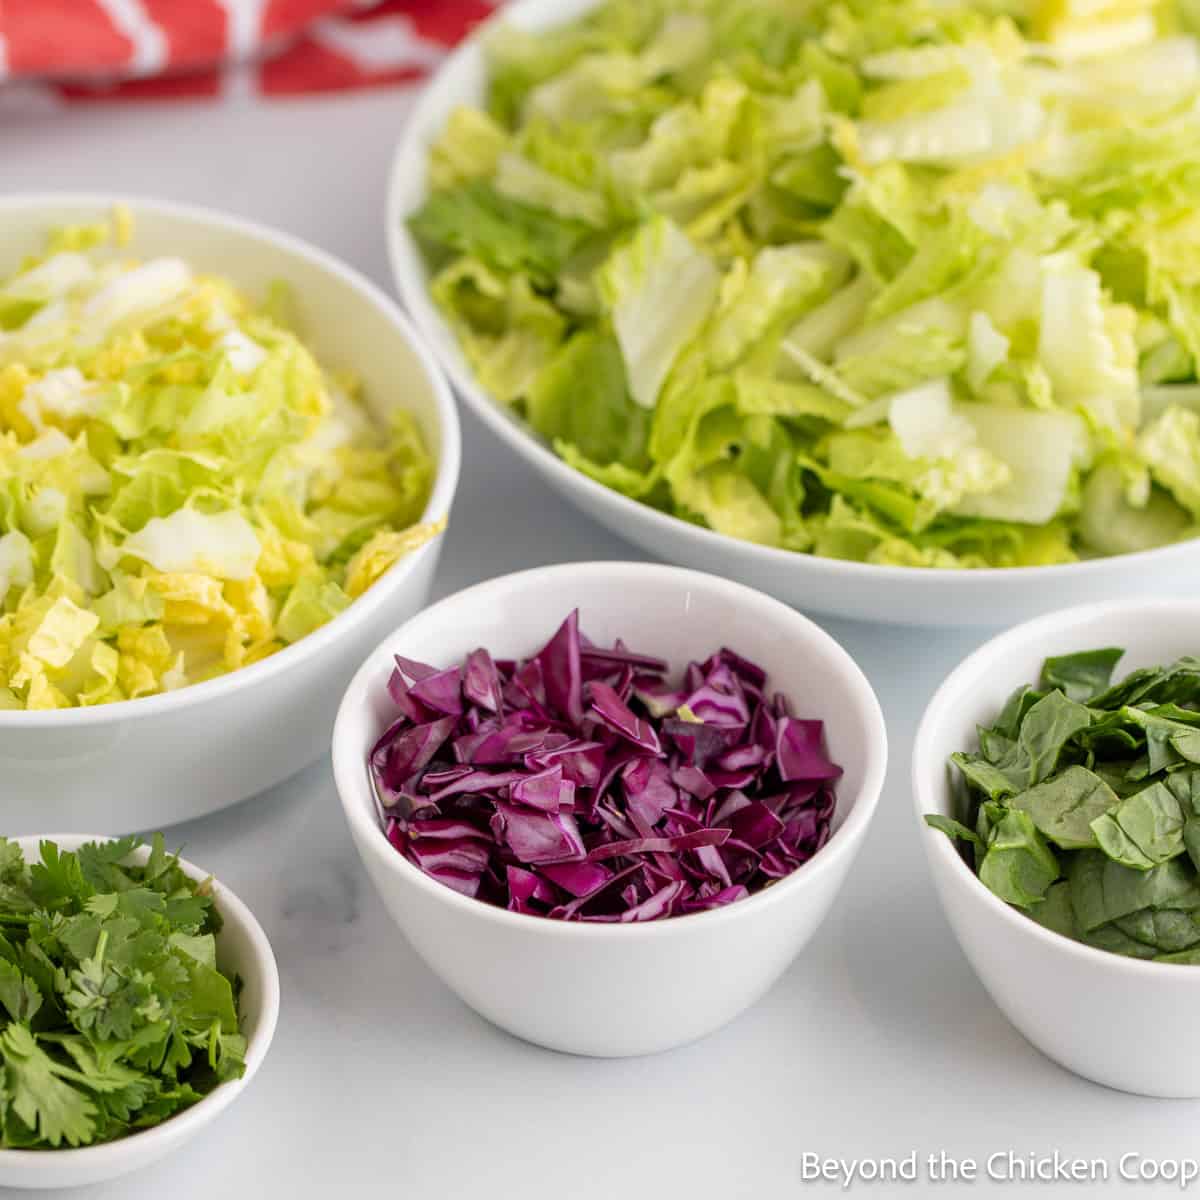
xmin=4 ymin=89 xmax=1198 ymax=1200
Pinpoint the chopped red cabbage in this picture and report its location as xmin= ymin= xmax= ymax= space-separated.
xmin=371 ymin=611 xmax=842 ymax=922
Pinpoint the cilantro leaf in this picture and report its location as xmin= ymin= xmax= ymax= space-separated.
xmin=0 ymin=840 xmax=34 ymax=918
xmin=0 ymin=842 xmax=24 ymax=885
xmin=0 ymin=1024 xmax=96 ymax=1148
xmin=29 ymin=843 xmax=91 ymax=912
xmin=0 ymin=961 xmax=42 ymax=1025
xmin=76 ymin=837 xmax=140 ymax=893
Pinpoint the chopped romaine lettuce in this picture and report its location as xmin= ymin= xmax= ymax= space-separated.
xmin=412 ymin=0 xmax=1200 ymax=568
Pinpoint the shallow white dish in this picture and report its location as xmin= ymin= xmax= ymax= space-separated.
xmin=386 ymin=0 xmax=1200 ymax=627
xmin=915 ymin=599 xmax=1200 ymax=1097
xmin=0 ymin=834 xmax=279 ymax=1190
xmin=0 ymin=193 xmax=461 ymax=835
xmin=333 ymin=561 xmax=886 ymax=1057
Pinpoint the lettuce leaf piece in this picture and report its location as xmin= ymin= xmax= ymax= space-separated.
xmin=1077 ymin=460 xmax=1193 ymax=555
xmin=822 ymin=164 xmax=920 ymax=283
xmin=0 ymin=530 xmax=34 ymax=602
xmin=431 ymin=258 xmax=566 ymax=404
xmin=104 ymin=449 xmax=223 ymax=533
xmin=410 ymin=182 xmax=593 ymax=287
xmin=655 ymin=375 xmax=808 ymax=548
xmin=885 ymin=380 xmax=1011 ymax=511
xmin=732 ymin=373 xmax=850 ymax=424
xmin=526 ymin=331 xmax=650 ymax=469
xmin=709 ymin=243 xmax=851 ymax=368
xmin=92 ymin=573 xmax=164 ymax=635
xmin=276 ymin=578 xmax=352 ymax=645
xmin=780 ymin=273 xmax=877 ymax=362
xmin=609 ymin=76 xmax=749 ymax=196
xmin=1138 ymin=405 xmax=1200 ymax=515
xmin=669 ymin=463 xmax=783 ymax=546
xmin=954 ymin=406 xmax=1089 ymax=525
xmin=484 ymin=20 xmax=624 ymax=126
xmin=493 ymin=152 xmax=610 ymax=227
xmin=855 ymin=72 xmax=1043 ymax=168
xmin=598 ymin=218 xmax=720 ymax=409
xmin=1033 ymin=0 xmax=1161 ymax=62
xmin=429 ymin=107 xmax=511 ymax=190
xmin=116 ymin=510 xmax=261 ymax=582
xmin=1038 ymin=260 xmax=1141 ymax=432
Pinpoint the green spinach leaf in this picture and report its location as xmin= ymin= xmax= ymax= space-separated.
xmin=1114 ymin=907 xmax=1200 ymax=953
xmin=950 ymin=752 xmax=1018 ymax=801
xmin=923 ymin=814 xmax=981 ymax=845
xmin=1091 ymin=780 xmax=1187 ymax=869
xmin=978 ymin=809 xmax=1059 ymax=909
xmin=1009 ymin=765 xmax=1118 ymax=850
xmin=1039 ymin=648 xmax=1124 ymax=703
xmin=994 ymin=684 xmax=1044 ymax=739
xmin=1083 ymin=922 xmax=1161 ymax=959
xmin=1068 ymin=852 xmax=1198 ymax=933
xmin=1027 ymin=881 xmax=1077 ymax=940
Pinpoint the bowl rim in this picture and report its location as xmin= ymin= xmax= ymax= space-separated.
xmin=333 ymin=559 xmax=888 ymax=938
xmin=913 ymin=596 xmax=1200 ymax=977
xmin=0 ymin=832 xmax=280 ymax=1169
xmin=386 ymin=0 xmax=1200 ymax=592
xmin=0 ymin=190 xmax=462 ymax=728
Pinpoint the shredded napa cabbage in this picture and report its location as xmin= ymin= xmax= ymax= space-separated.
xmin=411 ymin=0 xmax=1200 ymax=568
xmin=0 ymin=212 xmax=441 ymax=710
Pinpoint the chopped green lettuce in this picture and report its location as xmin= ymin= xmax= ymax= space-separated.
xmin=0 ymin=215 xmax=440 ymax=709
xmin=413 ymin=0 xmax=1200 ymax=567
xmin=598 ymin=218 xmax=720 ymax=410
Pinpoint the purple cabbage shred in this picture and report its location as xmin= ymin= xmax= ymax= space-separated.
xmin=370 ymin=612 xmax=842 ymax=922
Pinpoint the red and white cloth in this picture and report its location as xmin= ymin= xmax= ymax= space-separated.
xmin=0 ymin=0 xmax=496 ymax=101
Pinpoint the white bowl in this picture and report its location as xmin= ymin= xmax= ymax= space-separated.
xmin=0 ymin=834 xmax=279 ymax=1189
xmin=386 ymin=0 xmax=1200 ymax=628
xmin=333 ymin=561 xmax=886 ymax=1056
xmin=914 ymin=599 xmax=1200 ymax=1097
xmin=0 ymin=194 xmax=461 ymax=835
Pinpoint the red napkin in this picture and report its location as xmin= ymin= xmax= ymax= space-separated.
xmin=0 ymin=0 xmax=496 ymax=101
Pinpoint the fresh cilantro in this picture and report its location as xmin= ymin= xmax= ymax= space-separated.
xmin=0 ymin=960 xmax=42 ymax=1025
xmin=0 ymin=837 xmax=246 ymax=1149
xmin=1 ymin=1024 xmax=96 ymax=1148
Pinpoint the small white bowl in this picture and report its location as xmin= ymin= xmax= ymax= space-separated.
xmin=0 ymin=834 xmax=279 ymax=1190
xmin=386 ymin=0 xmax=1200 ymax=627
xmin=333 ymin=561 xmax=886 ymax=1057
xmin=914 ymin=599 xmax=1200 ymax=1097
xmin=0 ymin=194 xmax=461 ymax=835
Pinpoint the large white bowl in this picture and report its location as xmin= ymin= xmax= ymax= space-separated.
xmin=0 ymin=834 xmax=279 ymax=1189
xmin=914 ymin=599 xmax=1200 ymax=1097
xmin=333 ymin=561 xmax=887 ymax=1057
xmin=386 ymin=0 xmax=1200 ymax=627
xmin=0 ymin=194 xmax=461 ymax=835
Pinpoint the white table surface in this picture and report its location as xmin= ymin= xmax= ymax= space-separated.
xmin=3 ymin=90 xmax=1198 ymax=1200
